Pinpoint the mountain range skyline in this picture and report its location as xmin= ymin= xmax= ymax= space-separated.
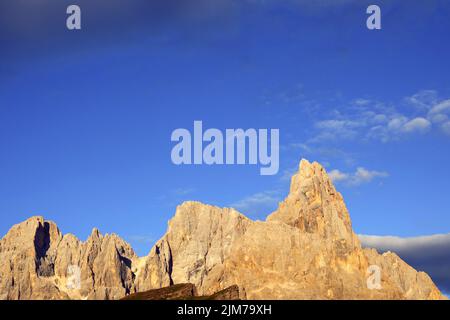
xmin=0 ymin=159 xmax=446 ymax=299
xmin=1 ymin=158 xmax=448 ymax=296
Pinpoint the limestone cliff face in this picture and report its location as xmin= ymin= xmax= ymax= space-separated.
xmin=134 ymin=203 xmax=252 ymax=295
xmin=0 ymin=217 xmax=137 ymax=300
xmin=0 ymin=159 xmax=445 ymax=300
xmin=135 ymin=160 xmax=445 ymax=300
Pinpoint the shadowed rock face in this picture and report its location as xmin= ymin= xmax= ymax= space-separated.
xmin=120 ymin=283 xmax=240 ymax=300
xmin=0 ymin=159 xmax=446 ymax=300
xmin=121 ymin=283 xmax=197 ymax=300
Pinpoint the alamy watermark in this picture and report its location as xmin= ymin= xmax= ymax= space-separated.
xmin=66 ymin=5 xmax=81 ymax=30
xmin=171 ymin=121 xmax=279 ymax=175
xmin=66 ymin=265 xmax=81 ymax=290
xmin=366 ymin=5 xmax=382 ymax=30
xmin=366 ymin=265 xmax=382 ymax=290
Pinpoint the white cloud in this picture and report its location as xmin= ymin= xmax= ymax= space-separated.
xmin=352 ymin=98 xmax=372 ymax=106
xmin=429 ymin=113 xmax=448 ymax=123
xmin=359 ymin=233 xmax=450 ymax=294
xmin=315 ymin=119 xmax=363 ymax=131
xmin=429 ymin=99 xmax=450 ymax=117
xmin=287 ymin=143 xmax=355 ymax=166
xmin=307 ymin=91 xmax=450 ymax=144
xmin=372 ymin=114 xmax=388 ymax=123
xmin=352 ymin=167 xmax=389 ymax=185
xmin=230 ymin=190 xmax=281 ymax=218
xmin=329 ymin=167 xmax=388 ymax=186
xmin=368 ymin=116 xmax=431 ymax=142
xmin=401 ymin=117 xmax=431 ymax=133
xmin=387 ymin=115 xmax=408 ymax=131
xmin=328 ymin=169 xmax=349 ymax=183
xmin=442 ymin=121 xmax=450 ymax=135
xmin=280 ymin=166 xmax=298 ymax=182
xmin=127 ymin=235 xmax=155 ymax=244
xmin=404 ymin=90 xmax=438 ymax=110
xmin=359 ymin=233 xmax=450 ymax=254
xmin=311 ymin=119 xmax=363 ymax=142
xmin=426 ymin=99 xmax=450 ymax=134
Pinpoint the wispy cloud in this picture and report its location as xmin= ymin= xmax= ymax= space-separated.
xmin=279 ymin=166 xmax=298 ymax=182
xmin=403 ymin=90 xmax=450 ymax=135
xmin=352 ymin=98 xmax=372 ymax=106
xmin=359 ymin=233 xmax=450 ymax=294
xmin=428 ymin=99 xmax=450 ymax=135
xmin=311 ymin=119 xmax=362 ymax=142
xmin=404 ymin=89 xmax=438 ymax=111
xmin=230 ymin=190 xmax=282 ymax=218
xmin=329 ymin=167 xmax=388 ymax=186
xmin=286 ymin=143 xmax=355 ymax=166
xmin=368 ymin=116 xmax=431 ymax=141
xmin=306 ymin=90 xmax=450 ymax=143
xmin=173 ymin=187 xmax=196 ymax=196
xmin=442 ymin=122 xmax=450 ymax=135
xmin=127 ymin=235 xmax=155 ymax=244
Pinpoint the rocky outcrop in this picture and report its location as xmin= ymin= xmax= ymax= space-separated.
xmin=206 ymin=285 xmax=240 ymax=300
xmin=121 ymin=283 xmax=240 ymax=300
xmin=0 ymin=159 xmax=446 ymax=300
xmin=0 ymin=217 xmax=66 ymax=300
xmin=134 ymin=203 xmax=251 ymax=295
xmin=121 ymin=283 xmax=197 ymax=300
xmin=0 ymin=217 xmax=137 ymax=300
xmin=135 ymin=160 xmax=445 ymax=300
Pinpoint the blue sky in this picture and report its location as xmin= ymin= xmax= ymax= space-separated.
xmin=1 ymin=0 xmax=450 ymax=277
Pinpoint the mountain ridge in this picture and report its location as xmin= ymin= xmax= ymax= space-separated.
xmin=0 ymin=159 xmax=445 ymax=300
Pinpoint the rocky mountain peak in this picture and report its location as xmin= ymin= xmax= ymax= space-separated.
xmin=0 ymin=216 xmax=138 ymax=300
xmin=267 ymin=159 xmax=357 ymax=248
xmin=290 ymin=159 xmax=336 ymax=197
xmin=1 ymin=216 xmax=62 ymax=254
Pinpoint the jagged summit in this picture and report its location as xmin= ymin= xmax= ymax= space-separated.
xmin=0 ymin=159 xmax=445 ymax=300
xmin=290 ymin=159 xmax=336 ymax=194
xmin=268 ymin=159 xmax=358 ymax=247
xmin=0 ymin=215 xmax=137 ymax=300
